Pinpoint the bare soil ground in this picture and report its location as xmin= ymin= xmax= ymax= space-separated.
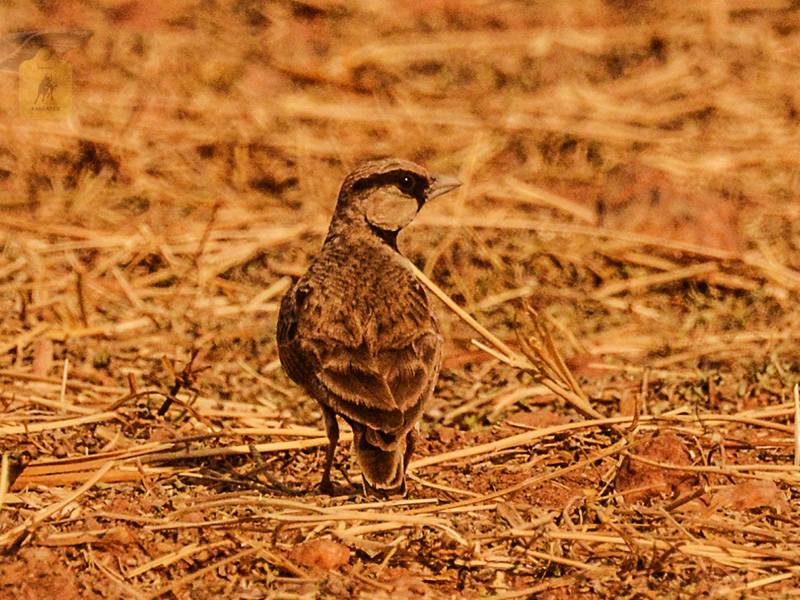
xmin=2 ymin=1 xmax=800 ymax=598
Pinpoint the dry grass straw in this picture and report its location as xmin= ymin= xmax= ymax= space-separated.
xmin=412 ymin=263 xmax=601 ymax=420
xmin=794 ymin=383 xmax=800 ymax=468
xmin=2 ymin=1 xmax=800 ymax=598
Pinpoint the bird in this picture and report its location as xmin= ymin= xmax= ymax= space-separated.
xmin=277 ymin=158 xmax=461 ymax=496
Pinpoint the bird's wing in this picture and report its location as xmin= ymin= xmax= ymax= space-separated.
xmin=278 ymin=274 xmax=441 ymax=435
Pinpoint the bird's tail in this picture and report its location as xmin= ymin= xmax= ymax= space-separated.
xmin=354 ymin=427 xmax=407 ymax=496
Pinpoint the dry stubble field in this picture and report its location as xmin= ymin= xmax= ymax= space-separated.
xmin=2 ymin=1 xmax=800 ymax=598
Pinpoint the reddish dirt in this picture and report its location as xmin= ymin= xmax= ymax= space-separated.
xmin=0 ymin=548 xmax=99 ymax=600
xmin=614 ymin=430 xmax=699 ymax=504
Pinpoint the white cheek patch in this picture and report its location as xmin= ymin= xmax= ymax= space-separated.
xmin=365 ymin=189 xmax=419 ymax=231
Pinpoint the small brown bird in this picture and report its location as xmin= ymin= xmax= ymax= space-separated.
xmin=277 ymin=158 xmax=461 ymax=496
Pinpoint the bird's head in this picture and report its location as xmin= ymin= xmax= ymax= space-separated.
xmin=328 ymin=158 xmax=461 ymax=242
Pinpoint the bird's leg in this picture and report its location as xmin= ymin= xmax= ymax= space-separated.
xmin=320 ymin=406 xmax=339 ymax=494
xmin=403 ymin=428 xmax=419 ymax=474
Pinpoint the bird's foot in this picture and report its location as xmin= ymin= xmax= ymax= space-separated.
xmin=319 ymin=478 xmax=357 ymax=497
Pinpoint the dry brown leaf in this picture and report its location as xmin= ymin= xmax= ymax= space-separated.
xmin=707 ymin=480 xmax=791 ymax=515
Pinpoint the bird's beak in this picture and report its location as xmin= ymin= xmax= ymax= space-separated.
xmin=428 ymin=172 xmax=462 ymax=200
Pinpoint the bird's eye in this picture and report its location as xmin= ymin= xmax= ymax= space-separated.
xmin=397 ymin=174 xmax=415 ymax=192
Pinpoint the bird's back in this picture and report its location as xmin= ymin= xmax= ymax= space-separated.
xmin=277 ymin=234 xmax=441 ymax=438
